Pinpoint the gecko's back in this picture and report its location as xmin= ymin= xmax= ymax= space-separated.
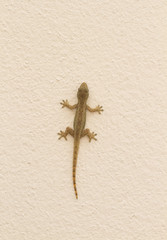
xmin=73 ymin=82 xmax=89 ymax=198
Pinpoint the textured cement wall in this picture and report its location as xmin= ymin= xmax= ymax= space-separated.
xmin=0 ymin=1 xmax=167 ymax=239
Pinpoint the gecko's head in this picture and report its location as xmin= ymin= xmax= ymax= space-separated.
xmin=77 ymin=82 xmax=89 ymax=100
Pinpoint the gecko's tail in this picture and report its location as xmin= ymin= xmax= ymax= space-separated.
xmin=73 ymin=139 xmax=79 ymax=199
xmin=73 ymin=174 xmax=78 ymax=199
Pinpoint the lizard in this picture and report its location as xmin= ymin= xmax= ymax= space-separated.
xmin=58 ymin=82 xmax=103 ymax=199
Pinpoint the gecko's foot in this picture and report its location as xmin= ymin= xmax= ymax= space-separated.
xmin=60 ymin=99 xmax=69 ymax=108
xmin=95 ymin=105 xmax=104 ymax=114
xmin=88 ymin=132 xmax=97 ymax=142
xmin=58 ymin=130 xmax=67 ymax=140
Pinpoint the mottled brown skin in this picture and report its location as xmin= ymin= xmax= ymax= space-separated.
xmin=58 ymin=82 xmax=103 ymax=199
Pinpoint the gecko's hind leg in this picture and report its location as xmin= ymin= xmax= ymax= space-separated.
xmin=81 ymin=129 xmax=97 ymax=142
xmin=58 ymin=127 xmax=74 ymax=140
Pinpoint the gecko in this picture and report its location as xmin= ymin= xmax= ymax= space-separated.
xmin=58 ymin=82 xmax=103 ymax=199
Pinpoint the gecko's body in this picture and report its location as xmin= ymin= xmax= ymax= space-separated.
xmin=58 ymin=82 xmax=103 ymax=199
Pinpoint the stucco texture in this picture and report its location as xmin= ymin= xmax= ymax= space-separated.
xmin=0 ymin=1 xmax=167 ymax=239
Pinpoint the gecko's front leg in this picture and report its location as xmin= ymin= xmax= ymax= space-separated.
xmin=58 ymin=127 xmax=74 ymax=140
xmin=60 ymin=100 xmax=77 ymax=110
xmin=86 ymin=104 xmax=103 ymax=114
xmin=81 ymin=129 xmax=97 ymax=142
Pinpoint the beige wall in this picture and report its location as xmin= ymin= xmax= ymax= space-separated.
xmin=0 ymin=1 xmax=167 ymax=239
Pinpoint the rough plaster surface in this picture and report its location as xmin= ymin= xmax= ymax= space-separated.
xmin=0 ymin=1 xmax=167 ymax=239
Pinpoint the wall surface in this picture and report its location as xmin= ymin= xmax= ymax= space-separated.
xmin=0 ymin=1 xmax=167 ymax=239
